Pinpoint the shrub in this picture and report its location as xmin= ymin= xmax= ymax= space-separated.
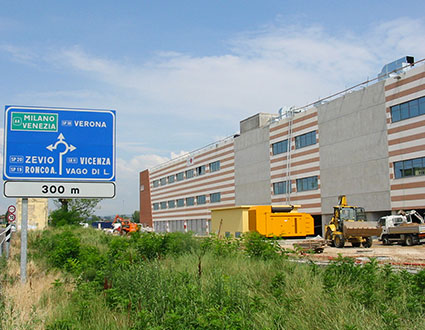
xmin=163 ymin=232 xmax=200 ymax=255
xmin=134 ymin=232 xmax=167 ymax=260
xmin=45 ymin=230 xmax=81 ymax=269
xmin=50 ymin=209 xmax=81 ymax=227
xmin=242 ymin=232 xmax=282 ymax=260
xmin=201 ymin=234 xmax=240 ymax=257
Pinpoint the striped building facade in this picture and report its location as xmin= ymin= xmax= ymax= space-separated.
xmin=140 ymin=138 xmax=235 ymax=233
xmin=140 ymin=60 xmax=425 ymax=234
xmin=385 ymin=64 xmax=425 ymax=210
xmin=269 ymin=107 xmax=321 ymax=215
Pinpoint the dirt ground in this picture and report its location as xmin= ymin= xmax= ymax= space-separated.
xmin=281 ymin=239 xmax=425 ymax=266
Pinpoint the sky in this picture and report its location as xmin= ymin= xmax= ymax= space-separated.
xmin=1 ymin=1 xmax=425 ymax=216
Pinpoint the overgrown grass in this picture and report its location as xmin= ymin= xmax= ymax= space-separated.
xmin=5 ymin=227 xmax=424 ymax=329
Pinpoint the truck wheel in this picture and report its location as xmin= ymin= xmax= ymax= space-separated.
xmin=351 ymin=242 xmax=361 ymax=248
xmin=382 ymin=235 xmax=390 ymax=245
xmin=334 ymin=234 xmax=345 ymax=248
xmin=326 ymin=229 xmax=335 ymax=247
xmin=362 ymin=237 xmax=373 ymax=248
xmin=405 ymin=235 xmax=414 ymax=246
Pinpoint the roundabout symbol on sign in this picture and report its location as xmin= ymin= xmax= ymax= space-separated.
xmin=46 ymin=133 xmax=77 ymax=175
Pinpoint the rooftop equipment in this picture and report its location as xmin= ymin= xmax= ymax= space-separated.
xmin=377 ymin=56 xmax=414 ymax=80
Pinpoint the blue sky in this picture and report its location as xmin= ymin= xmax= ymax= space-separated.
xmin=1 ymin=1 xmax=425 ymax=216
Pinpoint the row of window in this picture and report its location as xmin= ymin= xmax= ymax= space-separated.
xmin=272 ymin=130 xmax=317 ymax=155
xmin=394 ymin=156 xmax=425 ymax=179
xmin=153 ymin=161 xmax=221 ymax=187
xmin=153 ymin=192 xmax=221 ymax=210
xmin=272 ymin=175 xmax=319 ymax=194
xmin=391 ymin=96 xmax=425 ymax=123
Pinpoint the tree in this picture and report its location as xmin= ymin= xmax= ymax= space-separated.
xmin=50 ymin=198 xmax=102 ymax=226
xmin=132 ymin=210 xmax=140 ymax=223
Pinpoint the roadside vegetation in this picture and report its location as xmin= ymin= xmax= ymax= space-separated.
xmin=1 ymin=226 xmax=425 ymax=329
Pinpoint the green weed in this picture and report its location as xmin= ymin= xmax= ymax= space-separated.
xmin=24 ymin=227 xmax=425 ymax=329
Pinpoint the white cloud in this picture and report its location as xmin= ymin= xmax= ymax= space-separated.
xmin=116 ymin=142 xmax=165 ymax=155
xmin=0 ymin=45 xmax=39 ymax=65
xmin=170 ymin=150 xmax=189 ymax=159
xmin=47 ymin=18 xmax=425 ymax=125
xmin=368 ymin=18 xmax=425 ymax=58
xmin=117 ymin=154 xmax=169 ymax=178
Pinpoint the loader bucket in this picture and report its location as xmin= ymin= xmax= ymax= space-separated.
xmin=343 ymin=221 xmax=382 ymax=237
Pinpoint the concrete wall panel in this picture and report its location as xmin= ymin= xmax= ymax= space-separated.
xmin=235 ymin=124 xmax=271 ymax=205
xmin=318 ymin=81 xmax=391 ymax=216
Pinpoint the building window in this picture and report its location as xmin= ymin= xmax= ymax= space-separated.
xmin=185 ymin=169 xmax=194 ymax=179
xmin=295 ymin=131 xmax=316 ymax=149
xmin=153 ymin=203 xmax=159 ymax=210
xmin=197 ymin=195 xmax=206 ymax=205
xmin=176 ymin=172 xmax=184 ymax=181
xmin=272 ymin=139 xmax=288 ymax=155
xmin=196 ymin=165 xmax=205 ymax=176
xmin=160 ymin=177 xmax=166 ymax=186
xmin=177 ymin=198 xmax=185 ymax=207
xmin=296 ymin=176 xmax=318 ymax=192
xmin=394 ymin=157 xmax=425 ymax=179
xmin=168 ymin=175 xmax=175 ymax=183
xmin=153 ymin=180 xmax=159 ymax=187
xmin=168 ymin=200 xmax=175 ymax=209
xmin=160 ymin=201 xmax=167 ymax=209
xmin=209 ymin=161 xmax=220 ymax=172
xmin=391 ymin=96 xmax=425 ymax=123
xmin=210 ymin=192 xmax=221 ymax=203
xmin=273 ymin=181 xmax=290 ymax=195
xmin=186 ymin=197 xmax=195 ymax=206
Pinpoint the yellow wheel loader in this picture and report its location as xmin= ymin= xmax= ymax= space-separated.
xmin=324 ymin=195 xmax=382 ymax=248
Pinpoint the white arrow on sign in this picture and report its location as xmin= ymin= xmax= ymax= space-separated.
xmin=46 ymin=133 xmax=77 ymax=175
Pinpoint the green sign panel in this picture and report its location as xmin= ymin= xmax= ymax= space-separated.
xmin=11 ymin=112 xmax=58 ymax=132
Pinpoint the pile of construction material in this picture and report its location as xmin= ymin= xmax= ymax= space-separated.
xmin=293 ymin=237 xmax=326 ymax=253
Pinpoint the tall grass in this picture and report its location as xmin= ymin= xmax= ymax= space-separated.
xmin=4 ymin=227 xmax=425 ymax=329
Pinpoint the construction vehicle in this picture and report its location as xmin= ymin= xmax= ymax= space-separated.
xmin=248 ymin=205 xmax=314 ymax=238
xmin=324 ymin=195 xmax=382 ymax=248
xmin=112 ymin=215 xmax=140 ymax=235
xmin=378 ymin=210 xmax=425 ymax=246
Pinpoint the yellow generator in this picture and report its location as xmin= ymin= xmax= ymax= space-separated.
xmin=248 ymin=205 xmax=314 ymax=238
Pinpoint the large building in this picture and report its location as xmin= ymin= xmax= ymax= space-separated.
xmin=140 ymin=57 xmax=425 ymax=235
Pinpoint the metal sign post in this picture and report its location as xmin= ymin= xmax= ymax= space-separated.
xmin=20 ymin=198 xmax=28 ymax=283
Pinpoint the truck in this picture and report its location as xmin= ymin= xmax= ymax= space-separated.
xmin=324 ymin=195 xmax=382 ymax=248
xmin=378 ymin=210 xmax=425 ymax=246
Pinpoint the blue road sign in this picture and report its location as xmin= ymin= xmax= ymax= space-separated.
xmin=3 ymin=106 xmax=116 ymax=182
